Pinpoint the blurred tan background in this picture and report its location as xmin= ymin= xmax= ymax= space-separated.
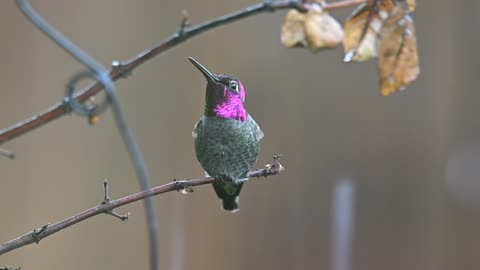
xmin=1 ymin=0 xmax=480 ymax=269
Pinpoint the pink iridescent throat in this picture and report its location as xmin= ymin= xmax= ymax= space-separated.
xmin=213 ymin=82 xmax=247 ymax=122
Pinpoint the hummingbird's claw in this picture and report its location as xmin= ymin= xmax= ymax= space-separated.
xmin=214 ymin=177 xmax=227 ymax=184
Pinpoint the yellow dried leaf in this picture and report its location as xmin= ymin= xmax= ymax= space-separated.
xmin=407 ymin=0 xmax=416 ymax=11
xmin=304 ymin=5 xmax=343 ymax=52
xmin=377 ymin=6 xmax=419 ymax=96
xmin=281 ymin=9 xmax=308 ymax=48
xmin=343 ymin=3 xmax=380 ymax=62
xmin=88 ymin=115 xmax=100 ymax=125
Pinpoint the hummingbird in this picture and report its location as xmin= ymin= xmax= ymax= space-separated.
xmin=189 ymin=57 xmax=264 ymax=212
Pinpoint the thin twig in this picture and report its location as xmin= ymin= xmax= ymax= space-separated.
xmin=14 ymin=1 xmax=159 ymax=270
xmin=321 ymin=0 xmax=366 ymax=10
xmin=0 ymin=0 xmax=364 ymax=145
xmin=102 ymin=179 xmax=130 ymax=221
xmin=0 ymin=158 xmax=284 ymax=255
xmin=0 ymin=148 xmax=15 ymax=160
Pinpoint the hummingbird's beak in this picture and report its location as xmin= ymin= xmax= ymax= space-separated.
xmin=188 ymin=57 xmax=220 ymax=83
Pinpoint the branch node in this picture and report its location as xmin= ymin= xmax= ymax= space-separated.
xmin=65 ymin=71 xmax=111 ymax=118
xmin=62 ymin=97 xmax=73 ymax=114
xmin=178 ymin=10 xmax=191 ymax=38
xmin=107 ymin=211 xmax=130 ymax=221
xmin=0 ymin=148 xmax=16 ymax=160
xmin=249 ymin=155 xmax=285 ymax=178
xmin=266 ymin=155 xmax=285 ymax=176
xmin=101 ymin=179 xmax=130 ymax=221
xmin=289 ymin=0 xmax=309 ymax=12
xmin=263 ymin=0 xmax=275 ymax=11
xmin=174 ymin=179 xmax=194 ymax=194
xmin=31 ymin=224 xmax=49 ymax=244
xmin=112 ymin=60 xmax=132 ymax=78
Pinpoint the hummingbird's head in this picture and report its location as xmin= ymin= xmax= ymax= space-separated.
xmin=189 ymin=57 xmax=247 ymax=122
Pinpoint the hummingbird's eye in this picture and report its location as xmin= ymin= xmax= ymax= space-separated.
xmin=229 ymin=81 xmax=239 ymax=92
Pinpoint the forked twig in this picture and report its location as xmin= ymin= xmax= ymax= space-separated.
xmin=0 ymin=157 xmax=284 ymax=255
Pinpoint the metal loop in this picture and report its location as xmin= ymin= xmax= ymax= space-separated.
xmin=65 ymin=70 xmax=111 ymax=116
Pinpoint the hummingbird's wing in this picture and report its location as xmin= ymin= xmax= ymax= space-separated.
xmin=247 ymin=114 xmax=264 ymax=141
xmin=192 ymin=116 xmax=204 ymax=139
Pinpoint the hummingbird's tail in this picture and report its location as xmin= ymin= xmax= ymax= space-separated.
xmin=212 ymin=181 xmax=244 ymax=212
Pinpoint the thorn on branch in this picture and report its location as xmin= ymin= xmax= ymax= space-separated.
xmin=0 ymin=148 xmax=15 ymax=160
xmin=31 ymin=224 xmax=49 ymax=244
xmin=101 ymin=179 xmax=130 ymax=221
xmin=174 ymin=179 xmax=194 ymax=194
xmin=107 ymin=210 xmax=130 ymax=221
xmin=103 ymin=179 xmax=110 ymax=202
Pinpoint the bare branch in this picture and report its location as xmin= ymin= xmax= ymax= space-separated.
xmin=0 ymin=158 xmax=285 ymax=256
xmin=0 ymin=0 xmax=365 ymax=145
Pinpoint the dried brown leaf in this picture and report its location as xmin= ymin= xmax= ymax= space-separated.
xmin=343 ymin=3 xmax=381 ymax=62
xmin=378 ymin=0 xmax=415 ymax=12
xmin=381 ymin=0 xmax=395 ymax=8
xmin=304 ymin=6 xmax=344 ymax=52
xmin=281 ymin=9 xmax=308 ymax=48
xmin=377 ymin=6 xmax=419 ymax=96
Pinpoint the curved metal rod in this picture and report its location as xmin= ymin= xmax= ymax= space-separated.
xmin=14 ymin=1 xmax=159 ymax=270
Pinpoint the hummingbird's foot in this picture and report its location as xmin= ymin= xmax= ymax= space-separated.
xmin=204 ymin=172 xmax=227 ymax=183
xmin=214 ymin=177 xmax=227 ymax=184
xmin=174 ymin=179 xmax=194 ymax=194
xmin=101 ymin=179 xmax=130 ymax=221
